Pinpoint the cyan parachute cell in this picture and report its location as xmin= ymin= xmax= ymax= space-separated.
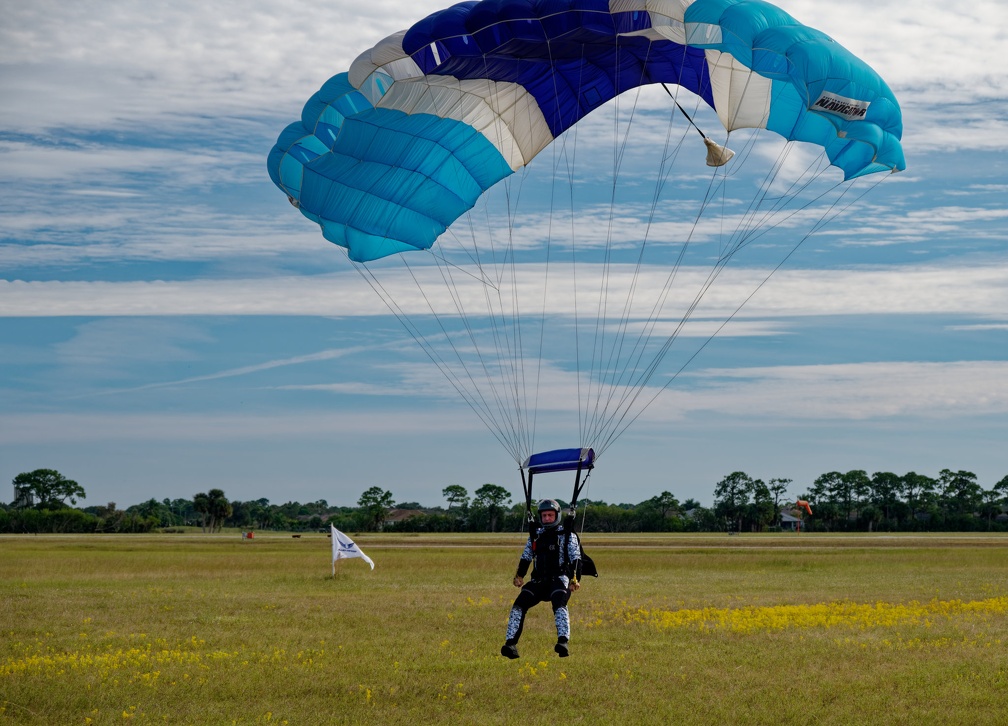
xmin=268 ymin=0 xmax=905 ymax=262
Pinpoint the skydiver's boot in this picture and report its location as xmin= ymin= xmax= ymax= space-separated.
xmin=502 ymin=605 xmax=524 ymax=658
xmin=554 ymin=604 xmax=570 ymax=656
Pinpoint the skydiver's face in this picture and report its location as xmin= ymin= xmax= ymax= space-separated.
xmin=541 ymin=510 xmax=557 ymax=525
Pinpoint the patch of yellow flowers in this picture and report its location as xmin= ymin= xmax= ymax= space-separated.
xmin=602 ymin=596 xmax=1008 ymax=635
xmin=1 ymin=634 xmax=328 ymax=679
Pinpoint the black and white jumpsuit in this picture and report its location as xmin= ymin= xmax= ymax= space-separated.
xmin=504 ymin=524 xmax=582 ymax=645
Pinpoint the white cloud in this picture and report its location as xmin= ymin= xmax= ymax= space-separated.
xmin=92 ymin=345 xmax=392 ymax=396
xmin=662 ymin=360 xmax=1008 ymax=420
xmin=4 ymin=261 xmax=1008 ymax=319
xmin=5 ymin=359 xmax=1007 ymax=451
xmin=0 ymin=407 xmax=478 ymax=445
xmin=54 ymin=319 xmax=211 ymax=369
xmin=783 ymin=1 xmax=1008 ymax=102
xmin=2 ymin=1 xmax=1004 ymax=148
xmin=0 ymin=0 xmax=450 ymax=131
xmin=2 ymin=0 xmax=1005 ymax=504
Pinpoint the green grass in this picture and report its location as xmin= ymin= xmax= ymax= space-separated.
xmin=2 ymin=532 xmax=1007 ymax=724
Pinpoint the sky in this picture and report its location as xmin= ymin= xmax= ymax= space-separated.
xmin=2 ymin=0 xmax=1007 ymax=510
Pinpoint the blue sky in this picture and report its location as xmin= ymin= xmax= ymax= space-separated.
xmin=2 ymin=0 xmax=1007 ymax=510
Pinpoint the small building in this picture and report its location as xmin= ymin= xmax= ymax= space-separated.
xmin=780 ymin=512 xmax=801 ymax=532
xmin=384 ymin=508 xmax=425 ymax=527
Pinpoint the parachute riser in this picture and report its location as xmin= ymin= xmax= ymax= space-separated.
xmin=521 ymin=467 xmax=536 ymax=539
xmin=521 ymin=459 xmax=593 ymax=533
xmin=567 ymin=463 xmax=589 ymax=527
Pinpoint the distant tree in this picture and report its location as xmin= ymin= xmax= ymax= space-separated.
xmin=842 ymin=470 xmax=871 ymax=520
xmin=358 ymin=486 xmax=395 ymax=531
xmin=938 ymin=469 xmax=981 ymax=518
xmin=993 ymin=476 xmax=1008 ymax=506
xmin=652 ymin=491 xmax=680 ymax=519
xmin=472 ymin=483 xmax=511 ymax=532
xmin=980 ymin=489 xmax=1002 ymax=530
xmin=809 ymin=472 xmax=844 ymax=529
xmin=767 ymin=478 xmax=791 ymax=525
xmin=713 ymin=471 xmax=753 ymax=533
xmin=902 ymin=472 xmax=936 ymax=526
xmin=204 ymin=489 xmax=231 ymax=532
xmin=168 ymin=498 xmax=192 ymax=525
xmin=442 ymin=484 xmax=470 ymax=511
xmin=870 ymin=472 xmax=903 ymax=524
xmin=130 ymin=498 xmax=174 ymax=527
xmin=634 ymin=491 xmax=681 ymax=532
xmin=193 ymin=492 xmax=210 ymax=532
xmin=749 ymin=479 xmax=775 ymax=531
xmin=227 ymin=500 xmax=252 ymax=528
xmin=12 ymin=469 xmax=86 ymax=509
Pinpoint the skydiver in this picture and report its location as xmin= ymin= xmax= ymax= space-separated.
xmin=500 ymin=498 xmax=583 ymax=659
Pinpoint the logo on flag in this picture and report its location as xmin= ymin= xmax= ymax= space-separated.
xmin=331 ymin=524 xmax=375 ymax=572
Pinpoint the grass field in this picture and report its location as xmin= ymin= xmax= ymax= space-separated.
xmin=2 ymin=532 xmax=1007 ymax=724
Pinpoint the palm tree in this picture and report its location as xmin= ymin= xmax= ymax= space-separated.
xmin=193 ymin=492 xmax=210 ymax=533
xmin=207 ymin=489 xmax=231 ymax=532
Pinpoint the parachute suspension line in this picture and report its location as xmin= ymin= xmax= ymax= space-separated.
xmin=600 ymin=78 xmax=838 ymax=423
xmin=587 ymin=85 xmax=727 ymax=445
xmin=525 ymin=36 xmax=573 ymax=458
xmin=582 ymin=54 xmax=695 ymax=441
xmin=713 ymin=73 xmax=850 ymax=261
xmin=584 ymin=41 xmax=645 ymax=441
xmin=417 ymin=75 xmax=531 ymax=460
xmin=427 ymin=243 xmax=527 ymax=459
xmin=465 ymin=55 xmax=538 ymax=459
xmin=596 ymin=171 xmax=892 ymax=457
xmin=568 ymin=46 xmax=588 ymax=447
xmin=590 ymin=43 xmax=658 ymax=436
xmin=405 ymin=252 xmax=528 ymax=459
xmin=480 ymin=77 xmax=528 ymax=459
xmin=584 ymin=42 xmax=669 ymax=446
xmin=594 ymin=149 xmax=813 ymax=453
xmin=724 ymin=145 xmax=830 ymax=258
xmin=450 ymin=196 xmax=529 ymax=458
xmin=564 ymin=42 xmax=592 ymax=445
xmin=585 ymin=37 xmax=651 ymax=447
xmin=590 ymin=125 xmax=820 ymax=451
xmin=423 ymin=241 xmax=498 ymax=289
xmin=585 ymin=71 xmax=707 ymax=446
xmin=349 ymin=257 xmax=521 ymax=461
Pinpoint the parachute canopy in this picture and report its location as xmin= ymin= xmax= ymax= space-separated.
xmin=267 ymin=0 xmax=905 ymax=472
xmin=268 ymin=0 xmax=904 ymax=263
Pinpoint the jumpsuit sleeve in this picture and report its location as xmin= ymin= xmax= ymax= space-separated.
xmin=515 ymin=536 xmax=533 ymax=578
xmin=567 ymin=532 xmax=583 ymax=581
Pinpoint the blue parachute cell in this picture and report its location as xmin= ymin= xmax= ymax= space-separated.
xmin=268 ymin=0 xmax=905 ymax=262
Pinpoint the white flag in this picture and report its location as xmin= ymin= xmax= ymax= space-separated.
xmin=331 ymin=524 xmax=375 ymax=573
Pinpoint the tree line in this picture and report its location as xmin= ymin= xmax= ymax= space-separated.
xmin=4 ymin=467 xmax=1008 ymax=534
xmin=713 ymin=469 xmax=1008 ymax=533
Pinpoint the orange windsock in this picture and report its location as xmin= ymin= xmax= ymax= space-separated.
xmin=795 ymin=500 xmax=813 ymax=516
